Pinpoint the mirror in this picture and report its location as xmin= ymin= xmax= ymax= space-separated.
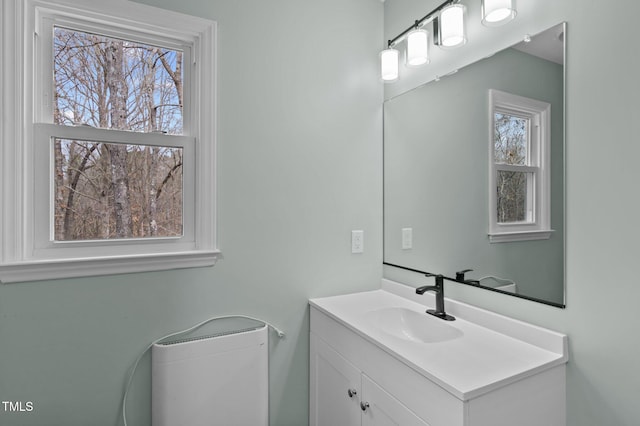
xmin=383 ymin=23 xmax=566 ymax=307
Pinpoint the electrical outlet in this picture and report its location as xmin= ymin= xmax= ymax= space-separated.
xmin=351 ymin=230 xmax=364 ymax=253
xmin=402 ymin=227 xmax=412 ymax=250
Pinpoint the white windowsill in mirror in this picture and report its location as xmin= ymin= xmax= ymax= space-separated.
xmin=488 ymin=229 xmax=554 ymax=243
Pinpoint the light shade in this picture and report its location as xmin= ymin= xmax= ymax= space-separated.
xmin=481 ymin=0 xmax=517 ymax=26
xmin=438 ymin=4 xmax=466 ymax=48
xmin=406 ymin=28 xmax=429 ymax=67
xmin=380 ymin=48 xmax=399 ymax=82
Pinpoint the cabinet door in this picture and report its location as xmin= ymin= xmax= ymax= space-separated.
xmin=361 ymin=375 xmax=430 ymax=426
xmin=310 ymin=333 xmax=362 ymax=426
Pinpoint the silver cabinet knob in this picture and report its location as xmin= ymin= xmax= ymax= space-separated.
xmin=360 ymin=401 xmax=370 ymax=412
xmin=347 ymin=388 xmax=357 ymax=398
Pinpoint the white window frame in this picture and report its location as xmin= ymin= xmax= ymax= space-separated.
xmin=0 ymin=0 xmax=219 ymax=282
xmin=488 ymin=89 xmax=553 ymax=243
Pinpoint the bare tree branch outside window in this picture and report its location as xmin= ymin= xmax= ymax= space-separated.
xmin=53 ymin=27 xmax=184 ymax=241
xmin=494 ymin=113 xmax=529 ymax=223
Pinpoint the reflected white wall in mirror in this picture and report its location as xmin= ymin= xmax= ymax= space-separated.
xmin=383 ymin=23 xmax=565 ymax=307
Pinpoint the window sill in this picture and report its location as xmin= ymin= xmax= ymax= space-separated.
xmin=488 ymin=230 xmax=554 ymax=243
xmin=0 ymin=250 xmax=221 ymax=283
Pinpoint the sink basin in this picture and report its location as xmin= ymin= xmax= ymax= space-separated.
xmin=364 ymin=307 xmax=463 ymax=344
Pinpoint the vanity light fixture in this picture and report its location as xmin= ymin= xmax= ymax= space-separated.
xmin=380 ymin=46 xmax=399 ymax=82
xmin=481 ymin=0 xmax=517 ymax=26
xmin=379 ymin=0 xmax=463 ymax=83
xmin=435 ymin=3 xmax=467 ymax=48
xmin=406 ymin=26 xmax=430 ymax=67
xmin=381 ymin=0 xmax=517 ymax=83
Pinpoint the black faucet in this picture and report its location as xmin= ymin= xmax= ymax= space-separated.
xmin=415 ymin=273 xmax=456 ymax=321
xmin=455 ymin=269 xmax=480 ymax=286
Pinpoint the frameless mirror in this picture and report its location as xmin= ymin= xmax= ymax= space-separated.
xmin=383 ymin=23 xmax=566 ymax=307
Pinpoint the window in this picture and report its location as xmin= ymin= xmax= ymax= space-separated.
xmin=488 ymin=89 xmax=553 ymax=243
xmin=0 ymin=0 xmax=218 ymax=282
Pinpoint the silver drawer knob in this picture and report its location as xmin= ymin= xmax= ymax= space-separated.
xmin=347 ymin=388 xmax=358 ymax=398
xmin=360 ymin=401 xmax=370 ymax=412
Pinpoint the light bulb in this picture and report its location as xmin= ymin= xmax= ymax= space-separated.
xmin=380 ymin=48 xmax=399 ymax=82
xmin=406 ymin=28 xmax=429 ymax=67
xmin=481 ymin=0 xmax=517 ymax=27
xmin=439 ymin=4 xmax=466 ymax=48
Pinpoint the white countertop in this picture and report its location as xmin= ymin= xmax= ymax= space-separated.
xmin=309 ymin=280 xmax=568 ymax=400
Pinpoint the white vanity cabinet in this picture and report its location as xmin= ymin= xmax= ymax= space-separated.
xmin=310 ymin=333 xmax=429 ymax=426
xmin=310 ymin=333 xmax=361 ymax=426
xmin=309 ymin=281 xmax=568 ymax=426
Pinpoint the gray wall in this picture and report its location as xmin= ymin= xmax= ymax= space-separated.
xmin=384 ymin=47 xmax=564 ymax=304
xmin=384 ymin=0 xmax=640 ymax=425
xmin=0 ymin=0 xmax=383 ymax=425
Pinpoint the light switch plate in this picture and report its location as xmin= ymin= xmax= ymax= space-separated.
xmin=402 ymin=228 xmax=412 ymax=250
xmin=351 ymin=230 xmax=364 ymax=253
